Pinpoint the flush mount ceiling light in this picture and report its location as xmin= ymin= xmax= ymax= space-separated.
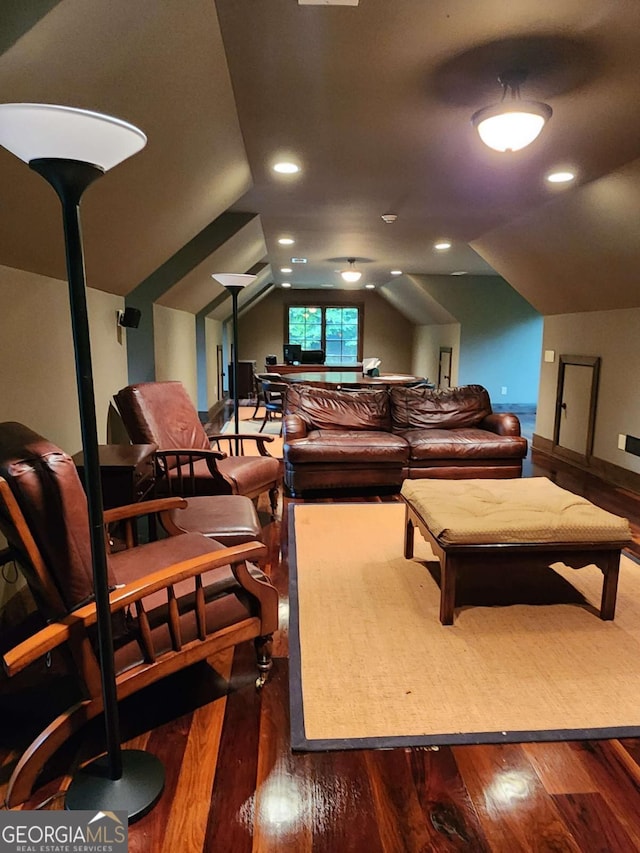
xmin=365 ymin=283 xmax=375 ymax=289
xmin=546 ymin=169 xmax=575 ymax=184
xmin=280 ymin=266 xmax=293 ymax=273
xmin=281 ymin=282 xmax=292 ymax=288
xmin=390 ymin=269 xmax=402 ymax=276
xmin=272 ymin=160 xmax=300 ymax=174
xmin=381 ymin=213 xmax=397 ymax=224
xmin=472 ymin=70 xmax=552 ymax=153
xmin=340 ymin=258 xmax=362 ymax=283
xmin=278 ymin=236 xmax=295 ymax=245
xmin=434 ymin=240 xmax=452 ymax=251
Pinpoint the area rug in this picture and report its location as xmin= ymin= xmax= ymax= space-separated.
xmin=219 ymin=406 xmax=283 ymax=456
xmin=288 ymin=502 xmax=640 ymax=750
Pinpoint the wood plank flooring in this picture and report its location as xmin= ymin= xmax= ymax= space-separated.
xmin=3 ymin=449 xmax=640 ymax=851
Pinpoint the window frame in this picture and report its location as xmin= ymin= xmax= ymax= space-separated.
xmin=284 ymin=302 xmax=364 ymax=364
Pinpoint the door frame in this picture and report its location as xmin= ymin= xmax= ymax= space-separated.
xmin=438 ymin=346 xmax=453 ymax=389
xmin=552 ymin=354 xmax=600 ymax=465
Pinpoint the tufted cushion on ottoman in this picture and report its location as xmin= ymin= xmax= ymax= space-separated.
xmin=400 ymin=478 xmax=632 ymax=546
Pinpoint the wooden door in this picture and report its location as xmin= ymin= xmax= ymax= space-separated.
xmin=553 ymin=355 xmax=600 ymax=464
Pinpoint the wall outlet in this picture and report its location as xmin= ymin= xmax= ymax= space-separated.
xmin=618 ymin=434 xmax=627 ymax=450
xmin=544 ymin=349 xmax=555 ymax=363
xmin=501 ymin=386 xmax=507 ymax=395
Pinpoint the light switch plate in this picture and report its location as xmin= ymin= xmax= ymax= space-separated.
xmin=544 ymin=350 xmax=555 ymax=363
xmin=618 ymin=434 xmax=627 ymax=450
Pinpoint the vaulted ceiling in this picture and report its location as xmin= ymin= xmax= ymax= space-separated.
xmin=1 ymin=0 xmax=640 ymax=321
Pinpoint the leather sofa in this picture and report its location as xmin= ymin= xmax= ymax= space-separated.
xmin=283 ymin=383 xmax=528 ymax=494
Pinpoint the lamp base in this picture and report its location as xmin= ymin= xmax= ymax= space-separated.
xmin=65 ymin=749 xmax=164 ymax=822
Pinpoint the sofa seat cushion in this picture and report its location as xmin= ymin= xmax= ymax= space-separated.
xmin=285 ymin=429 xmax=409 ymax=464
xmin=399 ymin=427 xmax=528 ymax=460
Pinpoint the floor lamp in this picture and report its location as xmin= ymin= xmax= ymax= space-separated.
xmin=0 ymin=103 xmax=164 ymax=820
xmin=211 ymin=273 xmax=255 ymax=451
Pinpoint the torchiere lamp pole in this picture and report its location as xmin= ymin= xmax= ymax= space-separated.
xmin=211 ymin=273 xmax=255 ymax=453
xmin=0 ymin=103 xmax=164 ymax=820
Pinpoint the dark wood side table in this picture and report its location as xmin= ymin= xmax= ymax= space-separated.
xmin=72 ymin=444 xmax=157 ymax=509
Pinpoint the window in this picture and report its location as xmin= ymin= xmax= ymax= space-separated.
xmin=287 ymin=305 xmax=361 ymax=365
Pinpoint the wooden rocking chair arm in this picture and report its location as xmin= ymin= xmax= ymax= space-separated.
xmin=156 ymin=447 xmax=227 ymax=461
xmin=208 ymin=433 xmax=275 ymax=457
xmin=2 ymin=540 xmax=268 ymax=678
xmin=104 ymin=497 xmax=187 ymax=524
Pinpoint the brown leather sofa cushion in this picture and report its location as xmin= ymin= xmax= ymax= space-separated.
xmin=285 ymin=384 xmax=391 ymax=431
xmin=399 ymin=427 xmax=528 ymax=460
xmin=284 ymin=429 xmax=409 ymax=464
xmin=390 ymin=384 xmax=492 ymax=431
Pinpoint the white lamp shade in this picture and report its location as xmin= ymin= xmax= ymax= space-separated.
xmin=472 ymin=102 xmax=552 ymax=152
xmin=211 ymin=273 xmax=256 ymax=288
xmin=0 ymin=103 xmax=146 ymax=170
xmin=341 ymin=269 xmax=362 ymax=283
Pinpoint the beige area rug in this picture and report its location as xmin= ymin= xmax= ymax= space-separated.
xmin=219 ymin=406 xmax=283 ymax=457
xmin=288 ymin=502 xmax=640 ymax=749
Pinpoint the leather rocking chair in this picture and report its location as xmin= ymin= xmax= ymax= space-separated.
xmin=114 ymin=381 xmax=282 ymax=516
xmin=0 ymin=421 xmax=279 ymax=808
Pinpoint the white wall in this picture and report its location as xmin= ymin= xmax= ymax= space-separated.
xmin=0 ymin=264 xmax=127 ymax=451
xmin=537 ymin=307 xmax=640 ymax=473
xmin=153 ymin=304 xmax=198 ymax=404
xmin=412 ymin=323 xmax=460 ymax=386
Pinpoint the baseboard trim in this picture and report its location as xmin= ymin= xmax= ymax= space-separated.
xmin=532 ymin=433 xmax=640 ymax=496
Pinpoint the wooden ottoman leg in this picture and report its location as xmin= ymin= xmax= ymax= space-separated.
xmin=404 ymin=505 xmax=415 ymax=559
xmin=599 ymin=549 xmax=621 ymax=620
xmin=439 ymin=554 xmax=457 ymax=626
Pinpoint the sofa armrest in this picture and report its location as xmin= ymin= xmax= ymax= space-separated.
xmin=479 ymin=412 xmax=522 ymax=436
xmin=284 ymin=414 xmax=308 ymax=441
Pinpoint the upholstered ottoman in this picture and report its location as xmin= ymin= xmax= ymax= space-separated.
xmin=400 ymin=478 xmax=632 ymax=625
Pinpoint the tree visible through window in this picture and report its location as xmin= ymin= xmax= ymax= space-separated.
xmin=287 ymin=305 xmax=360 ymax=365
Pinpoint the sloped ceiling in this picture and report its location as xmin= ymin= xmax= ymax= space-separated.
xmin=1 ymin=1 xmax=640 ymax=320
xmin=0 ymin=0 xmax=251 ymax=295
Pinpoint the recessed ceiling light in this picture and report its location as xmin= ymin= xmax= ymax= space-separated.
xmin=381 ymin=214 xmax=397 ymax=224
xmin=390 ymin=269 xmax=402 ymax=276
xmin=546 ymin=170 xmax=575 ymax=184
xmin=273 ymin=161 xmax=300 ymax=174
xmin=280 ymin=267 xmax=292 ymax=273
xmin=281 ymin=282 xmax=292 ymax=288
xmin=278 ymin=237 xmax=295 ymax=246
xmin=450 ymin=271 xmax=467 ymax=276
xmin=434 ymin=240 xmax=451 ymax=251
xmin=365 ymin=283 xmax=375 ymax=289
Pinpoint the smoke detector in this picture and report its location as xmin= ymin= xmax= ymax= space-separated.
xmin=381 ymin=213 xmax=397 ymax=224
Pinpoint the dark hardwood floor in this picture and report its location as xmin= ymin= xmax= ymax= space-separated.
xmin=3 ymin=446 xmax=640 ymax=851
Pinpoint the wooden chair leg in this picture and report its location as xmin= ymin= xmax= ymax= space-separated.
xmin=254 ymin=634 xmax=273 ymax=689
xmin=268 ymin=485 xmax=279 ymax=518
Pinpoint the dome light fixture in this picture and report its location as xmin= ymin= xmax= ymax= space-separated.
xmin=273 ymin=160 xmax=300 ymax=174
xmin=434 ymin=240 xmax=452 ymax=251
xmin=472 ymin=70 xmax=552 ymax=153
xmin=340 ymin=258 xmax=362 ymax=283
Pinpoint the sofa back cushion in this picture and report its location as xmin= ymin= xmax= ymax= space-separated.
xmin=285 ymin=384 xmax=391 ymax=431
xmin=390 ymin=384 xmax=492 ymax=430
